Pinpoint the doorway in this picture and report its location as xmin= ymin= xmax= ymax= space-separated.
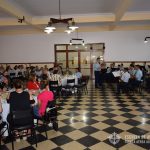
xmin=55 ymin=43 xmax=105 ymax=77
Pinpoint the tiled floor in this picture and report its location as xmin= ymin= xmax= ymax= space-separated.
xmin=1 ymin=82 xmax=150 ymax=150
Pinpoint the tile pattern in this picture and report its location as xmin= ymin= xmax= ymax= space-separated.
xmin=1 ymin=83 xmax=150 ymax=150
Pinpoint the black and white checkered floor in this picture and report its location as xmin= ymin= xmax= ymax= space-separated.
xmin=1 ymin=82 xmax=150 ymax=150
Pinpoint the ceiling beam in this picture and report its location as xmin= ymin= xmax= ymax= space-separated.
xmin=109 ymin=0 xmax=134 ymax=30
xmin=0 ymin=14 xmax=115 ymax=26
xmin=0 ymin=0 xmax=43 ymax=31
xmin=122 ymin=12 xmax=150 ymax=21
xmin=114 ymin=0 xmax=134 ymax=22
xmin=0 ymin=19 xmax=26 ymax=26
xmin=22 ymin=13 xmax=116 ymax=25
xmin=0 ymin=25 xmax=150 ymax=35
xmin=0 ymin=11 xmax=150 ymax=26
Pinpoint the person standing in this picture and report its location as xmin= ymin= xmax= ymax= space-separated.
xmin=134 ymin=65 xmax=143 ymax=86
xmin=93 ymin=57 xmax=101 ymax=88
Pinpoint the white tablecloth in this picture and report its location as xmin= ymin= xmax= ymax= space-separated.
xmin=61 ymin=75 xmax=78 ymax=86
xmin=1 ymin=100 xmax=10 ymax=136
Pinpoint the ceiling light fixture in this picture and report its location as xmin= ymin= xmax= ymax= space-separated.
xmin=44 ymin=0 xmax=79 ymax=34
xmin=69 ymin=38 xmax=85 ymax=46
xmin=64 ymin=26 xmax=73 ymax=34
xmin=69 ymin=29 xmax=85 ymax=46
xmin=144 ymin=37 xmax=150 ymax=43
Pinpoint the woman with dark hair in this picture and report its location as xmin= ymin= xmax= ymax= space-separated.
xmin=7 ymin=79 xmax=32 ymax=141
xmin=7 ymin=80 xmax=31 ymax=112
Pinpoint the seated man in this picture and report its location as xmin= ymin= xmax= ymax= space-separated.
xmin=131 ymin=65 xmax=143 ymax=88
xmin=135 ymin=65 xmax=143 ymax=80
xmin=129 ymin=64 xmax=136 ymax=77
xmin=74 ymin=68 xmax=82 ymax=79
xmin=117 ymin=68 xmax=130 ymax=94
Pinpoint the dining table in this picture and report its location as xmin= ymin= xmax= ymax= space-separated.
xmin=1 ymin=91 xmax=10 ymax=136
xmin=61 ymin=75 xmax=78 ymax=86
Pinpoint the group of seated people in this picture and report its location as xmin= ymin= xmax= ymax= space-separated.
xmin=93 ymin=61 xmax=150 ymax=93
xmin=0 ymin=64 xmax=83 ymax=141
xmin=0 ymin=62 xmax=150 ymax=141
xmin=0 ymin=64 xmax=82 ymax=90
xmin=101 ymin=62 xmax=149 ymax=82
xmin=0 ymin=79 xmax=54 ymax=141
xmin=116 ymin=64 xmax=143 ymax=94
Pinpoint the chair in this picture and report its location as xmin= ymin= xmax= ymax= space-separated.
xmin=33 ymin=115 xmax=48 ymax=139
xmin=61 ymin=78 xmax=76 ymax=98
xmin=8 ymin=109 xmax=37 ymax=150
xmin=17 ymin=72 xmax=22 ymax=77
xmin=0 ymin=120 xmax=8 ymax=147
xmin=128 ymin=78 xmax=143 ymax=94
xmin=67 ymin=78 xmax=76 ymax=95
xmin=67 ymin=78 xmax=75 ymax=91
xmin=117 ymin=82 xmax=130 ymax=94
xmin=80 ymin=76 xmax=89 ymax=94
xmin=49 ymin=80 xmax=61 ymax=99
xmin=74 ymin=78 xmax=83 ymax=95
xmin=34 ymin=100 xmax=58 ymax=133
xmin=45 ymin=100 xmax=58 ymax=131
xmin=9 ymin=73 xmax=16 ymax=79
xmin=9 ymin=73 xmax=16 ymax=88
xmin=17 ymin=72 xmax=24 ymax=81
xmin=138 ymin=80 xmax=144 ymax=94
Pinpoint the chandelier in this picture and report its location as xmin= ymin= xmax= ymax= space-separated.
xmin=44 ymin=0 xmax=79 ymax=34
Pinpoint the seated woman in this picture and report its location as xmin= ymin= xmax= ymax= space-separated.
xmin=26 ymin=74 xmax=40 ymax=90
xmin=7 ymin=79 xmax=32 ymax=142
xmin=33 ymin=80 xmax=54 ymax=118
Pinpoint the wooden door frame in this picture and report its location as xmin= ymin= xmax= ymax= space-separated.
xmin=55 ymin=43 xmax=105 ymax=77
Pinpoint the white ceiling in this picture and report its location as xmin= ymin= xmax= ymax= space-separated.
xmin=0 ymin=8 xmax=13 ymax=18
xmin=128 ymin=0 xmax=150 ymax=11
xmin=10 ymin=0 xmax=121 ymax=16
xmin=0 ymin=0 xmax=150 ymax=35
